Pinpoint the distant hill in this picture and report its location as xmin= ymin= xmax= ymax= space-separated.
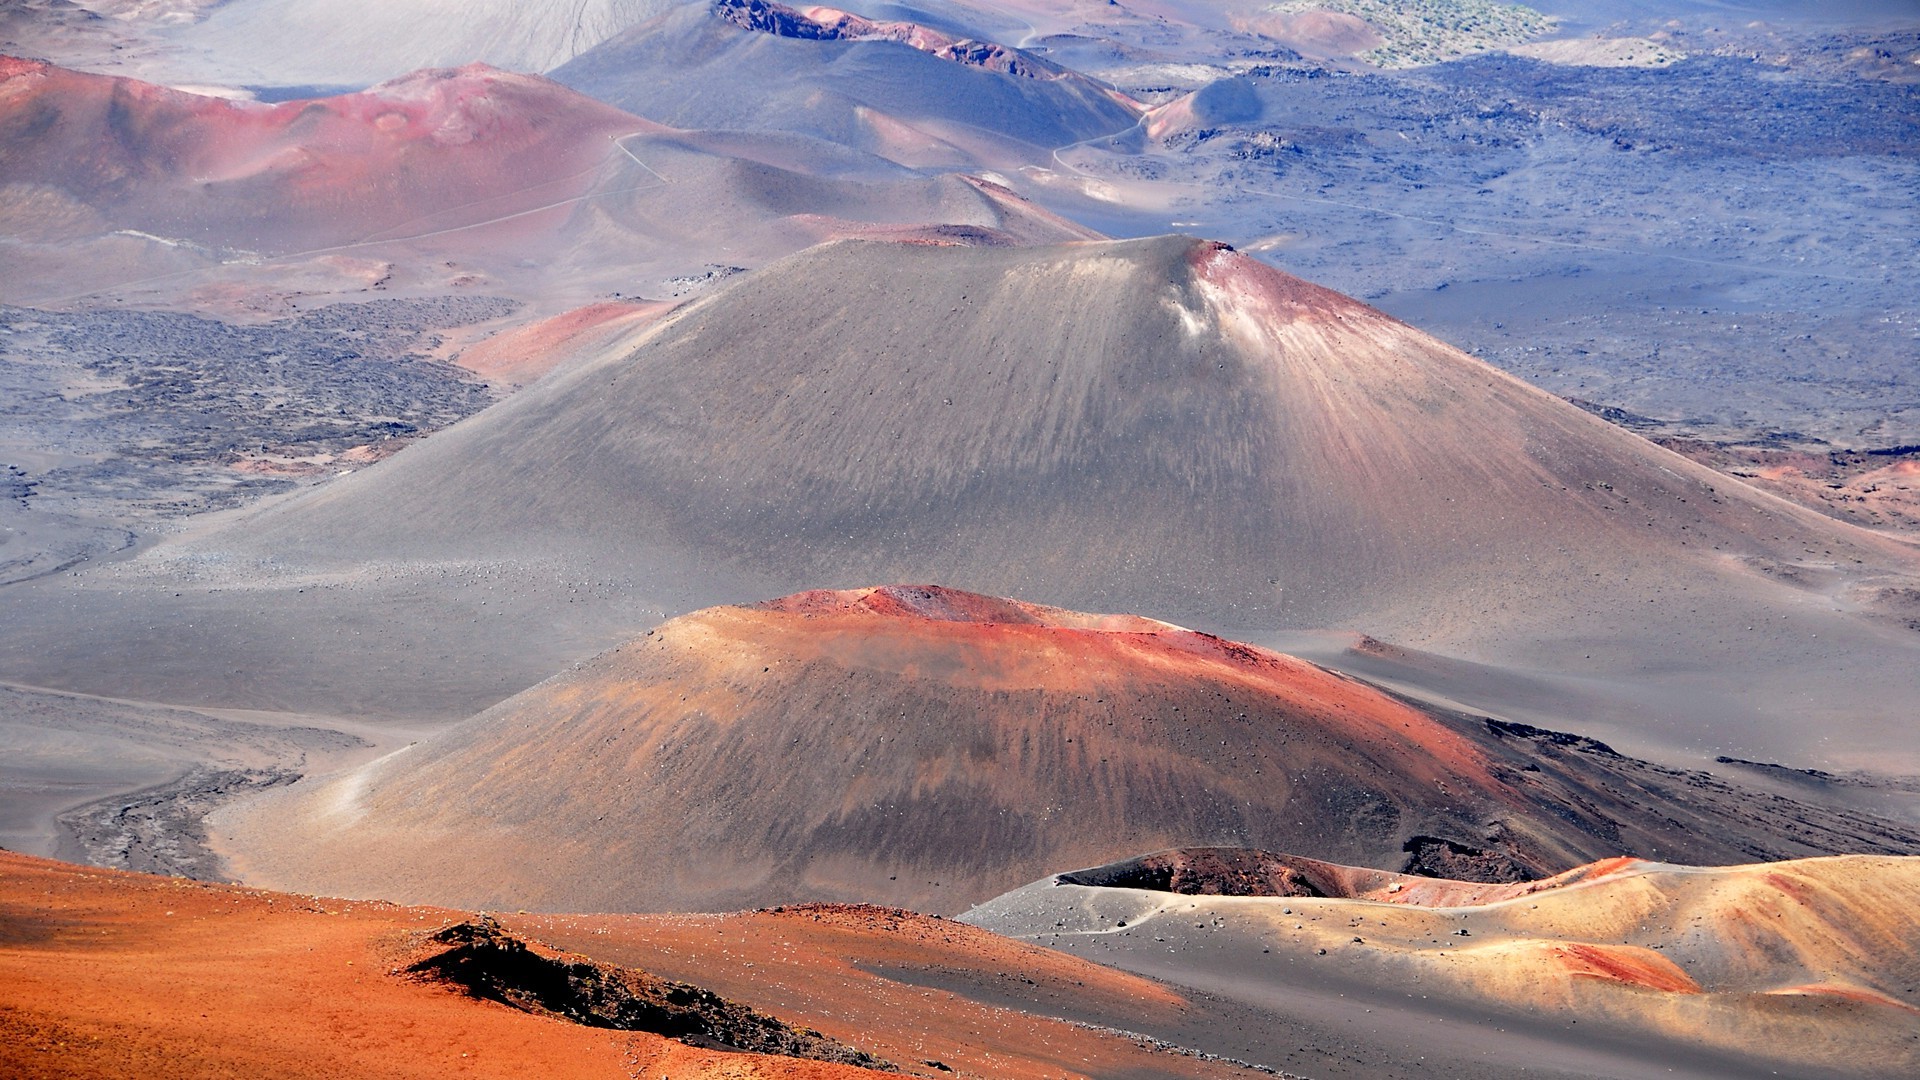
xmin=0 ymin=57 xmax=653 ymax=254
xmin=0 ymin=56 xmax=1095 ymax=305
xmin=552 ymin=0 xmax=1142 ymax=167
xmin=171 ymin=0 xmax=684 ymax=86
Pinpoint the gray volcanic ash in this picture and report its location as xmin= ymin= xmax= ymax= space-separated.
xmin=4 ymin=234 xmax=1918 ymax=770
xmin=171 ymin=0 xmax=682 ymax=86
xmin=200 ymin=234 xmax=1910 ymax=629
xmin=551 ymin=0 xmax=1143 ymax=168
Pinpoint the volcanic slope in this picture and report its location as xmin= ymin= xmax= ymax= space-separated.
xmin=540 ymin=128 xmax=1103 ymax=297
xmin=0 ymin=57 xmax=657 ymax=257
xmin=0 ymin=847 xmax=1356 ymax=1080
xmin=551 ymin=0 xmax=1143 ymax=168
xmin=163 ymin=0 xmax=681 ymax=87
xmin=30 ymin=231 xmax=1916 ymax=763
xmin=0 ymin=56 xmax=1096 ymax=310
xmin=214 ymin=586 xmax=1920 ymax=916
xmin=0 ymin=850 xmax=896 ymax=1080
xmin=967 ymin=850 xmax=1920 ymax=1079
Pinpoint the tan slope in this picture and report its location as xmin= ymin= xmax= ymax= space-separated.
xmin=213 ymin=586 xmax=1920 ymax=916
xmin=967 ymin=851 xmax=1920 ymax=1079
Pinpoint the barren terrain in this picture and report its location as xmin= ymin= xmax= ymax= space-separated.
xmin=4 ymin=234 xmax=1916 ymax=773
xmin=1 ymin=2 xmax=1916 ymax=1077
xmin=211 ymin=586 xmax=1920 ymax=914
xmin=968 ymin=849 xmax=1920 ymax=1077
xmin=0 ymin=850 xmax=899 ymax=1080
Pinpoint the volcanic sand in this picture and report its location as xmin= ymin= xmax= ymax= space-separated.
xmin=0 ymin=850 xmax=890 ymax=1080
xmin=0 ymin=57 xmax=1094 ymax=315
xmin=3 ymin=233 xmax=1916 ymax=773
xmin=450 ymin=299 xmax=681 ymax=386
xmin=551 ymin=0 xmax=1143 ymax=171
xmin=18 ymin=842 xmax=1878 ymax=1080
xmin=0 ymin=848 xmax=1286 ymax=1080
xmin=966 ymin=850 xmax=1920 ymax=1079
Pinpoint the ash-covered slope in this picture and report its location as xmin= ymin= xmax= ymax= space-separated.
xmin=216 ymin=586 xmax=1920 ymax=915
xmin=0 ymin=57 xmax=655 ymax=253
xmin=0 ymin=849 xmax=899 ymax=1080
xmin=0 ymin=55 xmax=1096 ymax=307
xmin=206 ymin=233 xmax=1912 ymax=633
xmin=169 ymin=0 xmax=682 ymax=87
xmin=6 ymin=234 xmax=1918 ymax=766
xmin=551 ymin=0 xmax=1142 ymax=167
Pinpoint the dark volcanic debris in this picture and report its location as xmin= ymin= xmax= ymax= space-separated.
xmin=0 ymin=298 xmax=509 ymax=523
xmin=409 ymin=917 xmax=895 ymax=1071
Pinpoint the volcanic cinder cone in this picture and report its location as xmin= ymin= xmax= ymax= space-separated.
xmin=214 ymin=586 xmax=1920 ymax=914
xmin=551 ymin=0 xmax=1143 ymax=168
xmin=0 ymin=56 xmax=658 ymax=254
xmin=189 ymin=234 xmax=1917 ymax=625
xmin=6 ymin=234 xmax=1918 ymax=768
xmin=0 ymin=55 xmax=1102 ymax=305
xmin=169 ymin=0 xmax=681 ymax=86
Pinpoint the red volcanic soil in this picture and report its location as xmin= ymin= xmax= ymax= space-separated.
xmin=454 ymin=298 xmax=679 ymax=385
xmin=0 ymin=851 xmax=885 ymax=1080
xmin=510 ymin=903 xmax=1256 ymax=1080
xmin=0 ymin=850 xmax=1260 ymax=1080
xmin=0 ymin=57 xmax=657 ymax=252
xmin=1656 ymin=437 xmax=1920 ymax=538
xmin=1547 ymin=942 xmax=1701 ymax=994
xmin=217 ymin=583 xmax=1522 ymax=912
xmin=218 ymin=585 xmax=1920 ymax=916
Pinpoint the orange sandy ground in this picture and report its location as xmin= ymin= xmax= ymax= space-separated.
xmin=0 ymin=852 xmax=884 ymax=1080
xmin=1 ymin=851 xmax=1259 ymax=1080
xmin=511 ymin=903 xmax=1248 ymax=1080
xmin=454 ymin=299 xmax=679 ymax=386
